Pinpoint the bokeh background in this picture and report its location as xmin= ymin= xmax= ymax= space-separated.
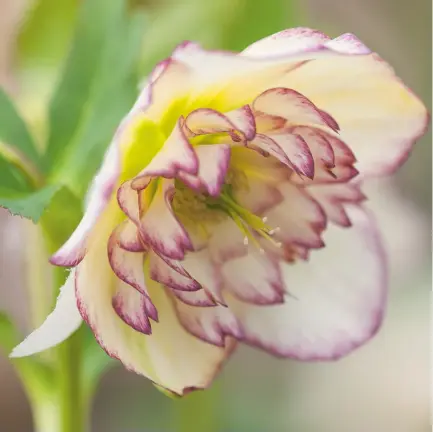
xmin=0 ymin=0 xmax=431 ymax=431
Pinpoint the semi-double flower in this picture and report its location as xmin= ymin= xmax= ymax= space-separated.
xmin=12 ymin=28 xmax=428 ymax=395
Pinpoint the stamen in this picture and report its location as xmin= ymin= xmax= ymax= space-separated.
xmin=243 ymin=237 xmax=249 ymax=246
xmin=268 ymin=227 xmax=281 ymax=236
xmin=262 ymin=216 xmax=268 ymax=223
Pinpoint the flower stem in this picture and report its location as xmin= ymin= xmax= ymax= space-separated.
xmin=32 ymin=393 xmax=62 ymax=432
xmin=54 ymin=267 xmax=86 ymax=432
xmin=174 ymin=382 xmax=221 ymax=432
xmin=26 ymin=222 xmax=51 ymax=331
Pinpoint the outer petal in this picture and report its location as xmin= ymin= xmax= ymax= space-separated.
xmin=241 ymin=27 xmax=330 ymax=57
xmin=226 ymin=205 xmax=387 ymax=360
xmin=75 ymin=218 xmax=233 ymax=394
xmin=10 ymin=271 xmax=82 ymax=357
xmin=171 ymin=39 xmax=349 ymax=112
xmin=50 ymin=73 xmax=155 ymax=266
xmin=241 ymin=29 xmax=427 ymax=175
xmin=50 ymin=138 xmax=120 ymax=266
xmin=277 ymin=46 xmax=428 ymax=176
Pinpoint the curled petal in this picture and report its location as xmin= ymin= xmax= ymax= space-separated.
xmin=112 ymin=281 xmax=154 ymax=334
xmin=185 ymin=106 xmax=255 ymax=141
xmin=306 ymin=183 xmax=366 ymax=227
xmin=290 ymin=126 xmax=335 ymax=168
xmin=250 ymin=133 xmax=293 ymax=169
xmin=182 ymin=250 xmax=226 ymax=305
xmin=140 ymin=180 xmax=193 ymax=260
xmin=231 ymin=145 xmax=291 ymax=183
xmin=170 ymin=288 xmax=216 ymax=307
xmin=293 ymin=164 xmax=359 ymax=185
xmin=221 ymin=250 xmax=285 ymax=305
xmin=76 ymin=240 xmax=233 ymax=394
xmin=108 ymin=230 xmax=147 ymax=295
xmin=225 ymin=205 xmax=387 ymax=360
xmin=225 ymin=105 xmax=256 ymax=140
xmin=253 ymin=88 xmax=339 ymax=131
xmin=116 ymin=219 xmax=146 ymax=252
xmin=254 ymin=111 xmax=287 ymax=133
xmin=10 ymin=271 xmax=82 ymax=357
xmin=149 ymin=252 xmax=200 ymax=292
xmin=117 ymin=180 xmax=141 ymax=224
xmin=172 ymin=291 xmax=243 ymax=347
xmin=178 ymin=144 xmax=231 ymax=197
xmin=132 ymin=118 xmax=198 ymax=190
xmin=253 ymin=132 xmax=315 ymax=179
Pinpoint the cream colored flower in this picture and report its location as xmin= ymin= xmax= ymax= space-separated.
xmin=11 ymin=28 xmax=428 ymax=395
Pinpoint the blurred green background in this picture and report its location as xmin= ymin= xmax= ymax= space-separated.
xmin=0 ymin=0 xmax=431 ymax=431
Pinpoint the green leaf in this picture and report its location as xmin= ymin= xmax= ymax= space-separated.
xmin=0 ymin=153 xmax=34 ymax=194
xmin=0 ymin=88 xmax=41 ymax=166
xmin=0 ymin=184 xmax=61 ymax=222
xmin=49 ymin=8 xmax=144 ymax=196
xmin=219 ymin=0 xmax=301 ymax=51
xmin=40 ymin=185 xmax=83 ymax=246
xmin=43 ymin=0 xmax=142 ymax=183
xmin=17 ymin=0 xmax=79 ymax=70
xmin=43 ymin=0 xmax=122 ymax=170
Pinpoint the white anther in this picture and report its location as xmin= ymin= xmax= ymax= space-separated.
xmin=275 ymin=242 xmax=282 ymax=248
xmin=268 ymin=226 xmax=281 ymax=236
xmin=243 ymin=237 xmax=249 ymax=246
xmin=262 ymin=216 xmax=268 ymax=223
xmin=259 ymin=248 xmax=265 ymax=254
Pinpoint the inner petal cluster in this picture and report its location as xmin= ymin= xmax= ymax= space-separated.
xmin=107 ymin=86 xmax=362 ymax=337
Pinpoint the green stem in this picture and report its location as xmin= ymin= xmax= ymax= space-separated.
xmin=26 ymin=223 xmax=51 ymax=330
xmin=54 ymin=267 xmax=86 ymax=432
xmin=174 ymin=382 xmax=221 ymax=432
xmin=32 ymin=392 xmax=62 ymax=432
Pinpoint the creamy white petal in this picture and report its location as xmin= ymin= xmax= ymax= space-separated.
xmin=226 ymin=205 xmax=387 ymax=360
xmin=10 ymin=271 xmax=82 ymax=358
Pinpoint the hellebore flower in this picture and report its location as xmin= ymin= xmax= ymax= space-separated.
xmin=11 ymin=28 xmax=428 ymax=395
